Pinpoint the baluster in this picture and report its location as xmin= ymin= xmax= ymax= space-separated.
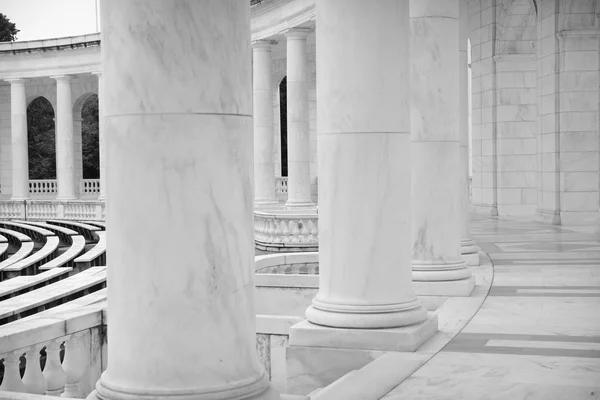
xmin=267 ymin=219 xmax=275 ymax=241
xmin=0 ymin=350 xmax=26 ymax=392
xmin=310 ymin=219 xmax=318 ymax=241
xmin=280 ymin=220 xmax=289 ymax=243
xmin=273 ymin=220 xmax=281 ymax=243
xmin=43 ymin=339 xmax=67 ymax=396
xmin=291 ymin=220 xmax=300 ymax=243
xmin=22 ymin=345 xmax=45 ymax=395
xmin=61 ymin=333 xmax=88 ymax=398
xmin=301 ymin=219 xmax=309 ymax=242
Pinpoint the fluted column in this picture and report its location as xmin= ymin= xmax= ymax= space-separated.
xmin=459 ymin=0 xmax=479 ymax=265
xmin=52 ymin=75 xmax=77 ymax=200
xmin=87 ymin=2 xmax=277 ymax=400
xmin=253 ymin=40 xmax=277 ymax=207
xmin=305 ymin=0 xmax=427 ymax=329
xmin=284 ymin=28 xmax=313 ymax=208
xmin=93 ymin=72 xmax=106 ymax=201
xmin=7 ymin=78 xmax=29 ymax=200
xmin=410 ymin=0 xmax=473 ymax=289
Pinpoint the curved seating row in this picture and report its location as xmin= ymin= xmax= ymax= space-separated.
xmin=15 ymin=220 xmax=79 ymax=245
xmin=47 ymin=220 xmax=101 ymax=242
xmin=0 ymin=221 xmax=54 ymax=243
xmin=0 ymin=234 xmax=7 ymax=262
xmin=0 ymin=228 xmax=35 ymax=273
xmin=74 ymin=231 xmax=106 ymax=269
xmin=1 ymin=236 xmax=60 ymax=279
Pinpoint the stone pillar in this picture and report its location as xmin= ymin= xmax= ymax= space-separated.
xmin=284 ymin=28 xmax=313 ymax=208
xmin=52 ymin=75 xmax=77 ymax=200
xmin=93 ymin=72 xmax=106 ymax=201
xmin=410 ymin=0 xmax=474 ymax=295
xmin=253 ymin=40 xmax=277 ymax=207
xmin=7 ymin=78 xmax=29 ymax=200
xmin=459 ymin=0 xmax=479 ymax=266
xmin=305 ymin=0 xmax=427 ymax=329
xmin=88 ymin=2 xmax=277 ymax=400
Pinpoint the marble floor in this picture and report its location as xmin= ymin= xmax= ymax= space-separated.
xmin=383 ymin=215 xmax=600 ymax=400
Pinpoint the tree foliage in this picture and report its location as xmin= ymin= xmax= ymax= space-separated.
xmin=27 ymin=97 xmax=56 ymax=179
xmin=81 ymin=95 xmax=100 ymax=179
xmin=279 ymin=76 xmax=288 ymax=177
xmin=0 ymin=13 xmax=19 ymax=42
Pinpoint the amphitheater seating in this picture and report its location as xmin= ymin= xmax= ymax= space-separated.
xmin=38 ymin=235 xmax=86 ymax=271
xmin=0 ymin=266 xmax=106 ymax=324
xmin=74 ymin=231 xmax=106 ymax=270
xmin=0 ymin=236 xmax=60 ymax=279
xmin=15 ymin=220 xmax=79 ymax=245
xmin=85 ymin=221 xmax=106 ymax=230
xmin=0 ymin=234 xmax=7 ymax=262
xmin=0 ymin=267 xmax=73 ymax=301
xmin=47 ymin=220 xmax=101 ymax=242
xmin=0 ymin=229 xmax=34 ymax=272
xmin=0 ymin=221 xmax=54 ymax=243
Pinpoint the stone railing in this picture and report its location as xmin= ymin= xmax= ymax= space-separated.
xmin=275 ymin=177 xmax=288 ymax=202
xmin=254 ymin=210 xmax=318 ymax=252
xmin=79 ymin=179 xmax=100 ymax=197
xmin=0 ymin=304 xmax=105 ymax=398
xmin=28 ymin=180 xmax=57 ymax=197
xmin=0 ymin=200 xmax=105 ymax=221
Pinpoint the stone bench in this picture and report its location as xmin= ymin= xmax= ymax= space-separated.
xmin=74 ymin=231 xmax=106 ymax=270
xmin=0 ymin=229 xmax=34 ymax=272
xmin=38 ymin=235 xmax=86 ymax=271
xmin=1 ymin=236 xmax=60 ymax=279
xmin=14 ymin=220 xmax=79 ymax=245
xmin=0 ymin=234 xmax=8 ymax=262
xmin=0 ymin=267 xmax=73 ymax=301
xmin=0 ymin=266 xmax=106 ymax=324
xmin=46 ymin=220 xmax=101 ymax=242
xmin=0 ymin=221 xmax=54 ymax=244
xmin=0 ymin=227 xmax=32 ymax=247
xmin=84 ymin=221 xmax=106 ymax=230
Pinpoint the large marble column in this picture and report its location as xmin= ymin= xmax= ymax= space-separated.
xmin=52 ymin=75 xmax=77 ymax=200
xmin=93 ymin=72 xmax=106 ymax=201
xmin=410 ymin=0 xmax=474 ymax=294
xmin=305 ymin=0 xmax=427 ymax=329
xmin=284 ymin=28 xmax=313 ymax=208
xmin=459 ymin=0 xmax=479 ymax=266
xmin=7 ymin=78 xmax=29 ymax=200
xmin=88 ymin=2 xmax=277 ymax=400
xmin=253 ymin=40 xmax=277 ymax=207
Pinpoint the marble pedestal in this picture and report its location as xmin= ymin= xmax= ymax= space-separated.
xmin=413 ymin=275 xmax=475 ymax=296
xmin=286 ymin=314 xmax=438 ymax=395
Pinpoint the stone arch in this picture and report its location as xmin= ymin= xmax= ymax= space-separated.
xmin=72 ymin=92 xmax=99 ymax=180
xmin=27 ymin=96 xmax=56 ymax=179
xmin=496 ymin=0 xmax=537 ymax=55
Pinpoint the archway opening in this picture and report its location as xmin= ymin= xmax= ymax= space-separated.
xmin=27 ymin=96 xmax=56 ymax=179
xmin=81 ymin=94 xmax=99 ymax=179
xmin=279 ymin=76 xmax=288 ymax=177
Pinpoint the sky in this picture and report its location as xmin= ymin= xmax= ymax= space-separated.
xmin=1 ymin=0 xmax=99 ymax=42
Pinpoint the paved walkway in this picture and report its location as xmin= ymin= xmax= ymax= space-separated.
xmin=385 ymin=215 xmax=600 ymax=400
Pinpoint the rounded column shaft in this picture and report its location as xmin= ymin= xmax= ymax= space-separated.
xmin=285 ymin=29 xmax=313 ymax=208
xmin=305 ymin=0 xmax=427 ymax=329
xmin=253 ymin=41 xmax=276 ymax=206
xmin=459 ymin=0 xmax=479 ymax=263
xmin=53 ymin=75 xmax=77 ymax=200
xmin=410 ymin=0 xmax=471 ymax=281
xmin=7 ymin=78 xmax=29 ymax=200
xmin=90 ymin=2 xmax=277 ymax=400
xmin=94 ymin=72 xmax=107 ymax=201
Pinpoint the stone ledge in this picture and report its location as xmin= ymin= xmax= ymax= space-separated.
xmin=413 ymin=275 xmax=476 ymax=297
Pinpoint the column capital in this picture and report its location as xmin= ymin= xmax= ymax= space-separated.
xmin=282 ymin=27 xmax=312 ymax=39
xmin=5 ymin=78 xmax=27 ymax=85
xmin=252 ymin=40 xmax=277 ymax=50
xmin=50 ymin=74 xmax=73 ymax=82
xmin=91 ymin=71 xmax=103 ymax=78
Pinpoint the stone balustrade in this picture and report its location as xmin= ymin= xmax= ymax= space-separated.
xmin=0 ymin=304 xmax=105 ymax=398
xmin=79 ymin=180 xmax=100 ymax=198
xmin=28 ymin=180 xmax=57 ymax=198
xmin=254 ymin=210 xmax=318 ymax=252
xmin=275 ymin=177 xmax=288 ymax=202
xmin=0 ymin=200 xmax=105 ymax=221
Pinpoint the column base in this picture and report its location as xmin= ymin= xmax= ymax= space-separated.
xmin=462 ymin=252 xmax=480 ymax=266
xmin=56 ymin=196 xmax=78 ymax=201
xmin=412 ymin=259 xmax=472 ymax=282
xmin=87 ymin=371 xmax=278 ymax=400
xmin=254 ymin=199 xmax=281 ymax=210
xmin=460 ymin=238 xmax=480 ymax=266
xmin=284 ymin=201 xmax=315 ymax=210
xmin=413 ymin=275 xmax=475 ymax=296
xmin=306 ymin=298 xmax=428 ymax=329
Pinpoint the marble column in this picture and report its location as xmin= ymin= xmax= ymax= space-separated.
xmin=7 ymin=78 xmax=29 ymax=200
xmin=52 ymin=75 xmax=77 ymax=200
xmin=88 ymin=2 xmax=277 ymax=400
xmin=305 ymin=0 xmax=427 ymax=329
xmin=93 ymin=72 xmax=106 ymax=201
xmin=459 ymin=0 xmax=479 ymax=266
xmin=410 ymin=0 xmax=474 ymax=292
xmin=284 ymin=28 xmax=313 ymax=208
xmin=253 ymin=40 xmax=277 ymax=207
